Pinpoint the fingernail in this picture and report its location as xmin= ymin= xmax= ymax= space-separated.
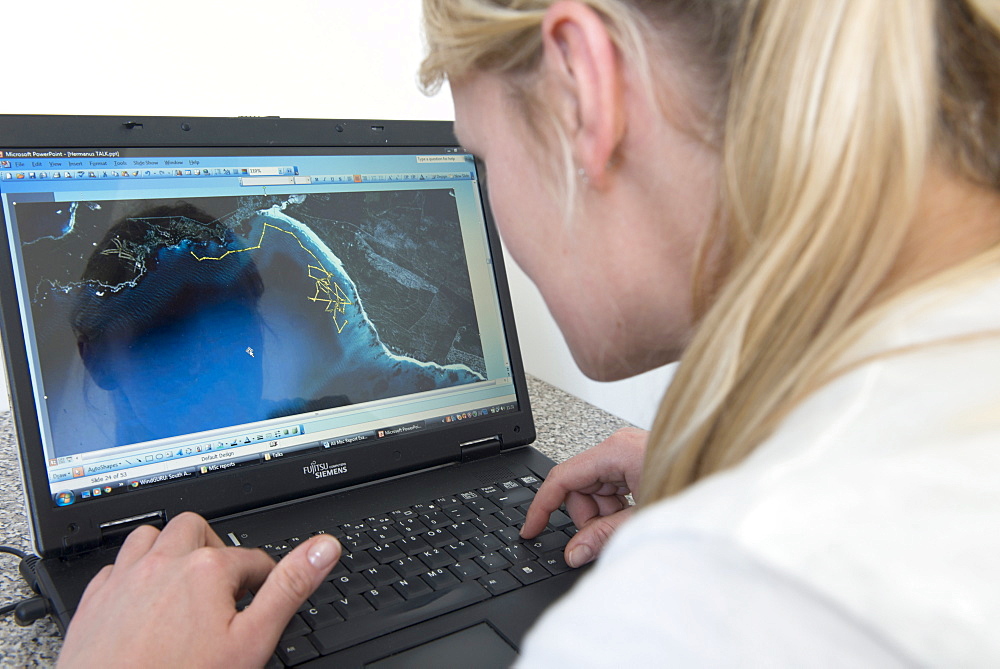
xmin=307 ymin=536 xmax=339 ymax=570
xmin=567 ymin=545 xmax=593 ymax=568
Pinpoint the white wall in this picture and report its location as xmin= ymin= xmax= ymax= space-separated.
xmin=0 ymin=1 xmax=672 ymax=428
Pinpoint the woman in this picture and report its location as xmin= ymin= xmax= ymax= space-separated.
xmin=59 ymin=0 xmax=1000 ymax=665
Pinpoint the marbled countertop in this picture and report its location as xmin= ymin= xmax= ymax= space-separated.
xmin=0 ymin=375 xmax=632 ymax=667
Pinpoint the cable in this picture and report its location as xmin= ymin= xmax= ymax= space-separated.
xmin=19 ymin=554 xmax=41 ymax=594
xmin=0 ymin=544 xmax=50 ymax=626
xmin=0 ymin=546 xmax=27 ymax=560
xmin=13 ymin=597 xmax=50 ymax=626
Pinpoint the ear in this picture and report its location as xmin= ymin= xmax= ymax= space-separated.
xmin=540 ymin=0 xmax=626 ymax=189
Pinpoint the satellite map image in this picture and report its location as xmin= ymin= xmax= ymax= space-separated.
xmin=17 ymin=189 xmax=485 ymax=456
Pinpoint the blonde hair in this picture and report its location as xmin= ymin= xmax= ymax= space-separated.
xmin=421 ymin=0 xmax=1000 ymax=503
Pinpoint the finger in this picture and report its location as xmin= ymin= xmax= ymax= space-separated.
xmin=563 ymin=507 xmax=634 ymax=568
xmin=152 ymin=512 xmax=222 ymax=555
xmin=522 ymin=446 xmax=637 ymax=539
xmin=220 ymin=547 xmax=280 ymax=600
xmin=113 ymin=523 xmax=161 ymax=569
xmin=563 ymin=490 xmax=600 ymax=531
xmin=521 ymin=497 xmax=558 ymax=539
xmin=592 ymin=492 xmax=628 ymax=517
xmin=233 ymin=535 xmax=341 ymax=651
xmin=522 ymin=465 xmax=607 ymax=538
xmin=78 ymin=563 xmax=114 ymax=602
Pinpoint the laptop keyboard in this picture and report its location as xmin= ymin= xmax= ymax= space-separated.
xmin=244 ymin=474 xmax=577 ymax=667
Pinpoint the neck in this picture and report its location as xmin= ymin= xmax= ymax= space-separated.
xmin=882 ymin=165 xmax=1000 ymax=296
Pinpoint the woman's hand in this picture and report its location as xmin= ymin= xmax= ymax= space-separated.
xmin=521 ymin=427 xmax=647 ymax=567
xmin=58 ymin=512 xmax=341 ymax=668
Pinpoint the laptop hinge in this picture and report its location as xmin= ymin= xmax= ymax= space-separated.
xmin=460 ymin=436 xmax=502 ymax=462
xmin=99 ymin=510 xmax=166 ymax=547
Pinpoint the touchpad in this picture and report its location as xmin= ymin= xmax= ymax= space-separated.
xmin=366 ymin=623 xmax=517 ymax=669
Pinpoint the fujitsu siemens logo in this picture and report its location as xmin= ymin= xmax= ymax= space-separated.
xmin=303 ymin=460 xmax=348 ymax=479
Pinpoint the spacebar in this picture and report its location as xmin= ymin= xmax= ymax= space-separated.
xmin=309 ymin=582 xmax=490 ymax=655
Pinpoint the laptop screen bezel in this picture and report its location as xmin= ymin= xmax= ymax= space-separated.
xmin=0 ymin=115 xmax=535 ymax=558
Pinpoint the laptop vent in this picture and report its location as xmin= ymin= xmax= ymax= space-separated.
xmin=476 ymin=465 xmax=515 ymax=485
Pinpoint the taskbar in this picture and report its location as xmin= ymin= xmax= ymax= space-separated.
xmin=50 ymin=401 xmax=518 ymax=508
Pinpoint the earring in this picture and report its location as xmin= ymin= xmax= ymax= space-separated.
xmin=577 ymin=167 xmax=590 ymax=185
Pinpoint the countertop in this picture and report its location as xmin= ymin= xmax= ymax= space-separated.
xmin=0 ymin=375 xmax=631 ymax=667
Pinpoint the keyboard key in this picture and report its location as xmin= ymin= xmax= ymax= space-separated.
xmin=340 ymin=521 xmax=368 ymax=535
xmin=458 ymin=490 xmax=481 ymax=502
xmin=498 ymin=480 xmax=521 ymax=491
xmin=448 ymin=522 xmax=479 ymax=541
xmin=494 ymin=486 xmax=534 ymax=509
xmin=474 ymin=551 xmax=511 ymax=573
xmin=396 ymin=535 xmax=431 ymax=556
xmin=410 ymin=503 xmax=437 ymax=516
xmin=330 ymin=572 xmax=369 ymax=595
xmin=449 ymin=560 xmax=487 ymax=582
xmin=423 ymin=511 xmax=450 ymax=529
xmin=423 ymin=527 xmax=455 ymax=548
xmin=340 ymin=551 xmax=377 ymax=572
xmin=496 ymin=544 xmax=532 ymax=565
xmin=418 ymin=548 xmax=453 ymax=570
xmin=444 ymin=541 xmax=478 ymax=560
xmin=332 ymin=594 xmax=374 ymax=620
xmin=262 ymin=541 xmax=291 ymax=558
xmin=435 ymin=495 xmax=462 ymax=509
xmin=470 ymin=534 xmax=503 ymax=553
xmin=509 ymin=561 xmax=547 ymax=585
xmin=495 ymin=508 xmax=526 ymax=527
xmin=236 ymin=591 xmax=253 ymax=611
xmin=300 ymin=603 xmax=343 ymax=630
xmin=518 ymin=475 xmax=541 ymax=491
xmin=494 ymin=527 xmax=522 ymax=545
xmin=526 ymin=532 xmax=569 ymax=556
xmin=281 ymin=614 xmax=310 ymax=640
xmin=309 ymin=581 xmax=341 ymax=604
xmin=363 ymin=564 xmax=400 ymax=587
xmin=340 ymin=533 xmax=375 ymax=552
xmin=367 ymin=514 xmax=393 ymax=526
xmin=367 ymin=525 xmax=402 ymax=544
xmin=421 ymin=568 xmax=460 ymax=591
xmin=391 ymin=556 xmax=426 ymax=578
xmin=478 ymin=571 xmax=519 ymax=596
xmin=393 ymin=576 xmax=433 ymax=600
xmin=389 ymin=508 xmax=417 ymax=521
xmin=310 ymin=583 xmax=489 ymax=655
xmin=368 ymin=542 xmax=404 ymax=564
xmin=445 ymin=506 xmax=476 ymax=522
xmin=472 ymin=515 xmax=505 ymax=533
xmin=479 ymin=484 xmax=502 ymax=497
xmin=395 ymin=517 xmax=429 ymax=536
xmin=547 ymin=510 xmax=573 ymax=529
xmin=364 ymin=586 xmax=404 ymax=610
xmin=466 ymin=498 xmax=500 ymax=516
xmin=276 ymin=636 xmax=319 ymax=666
xmin=538 ymin=549 xmax=572 ymax=575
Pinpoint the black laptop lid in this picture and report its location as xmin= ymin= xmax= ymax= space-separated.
xmin=0 ymin=116 xmax=533 ymax=558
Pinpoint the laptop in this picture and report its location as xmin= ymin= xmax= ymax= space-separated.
xmin=0 ymin=115 xmax=583 ymax=667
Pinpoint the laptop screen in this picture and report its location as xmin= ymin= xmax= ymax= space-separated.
xmin=0 ymin=145 xmax=519 ymax=509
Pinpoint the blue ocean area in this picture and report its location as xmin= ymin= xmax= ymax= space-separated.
xmin=43 ymin=203 xmax=482 ymax=453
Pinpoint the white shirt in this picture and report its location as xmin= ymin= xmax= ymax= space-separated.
xmin=520 ymin=273 xmax=1000 ymax=667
